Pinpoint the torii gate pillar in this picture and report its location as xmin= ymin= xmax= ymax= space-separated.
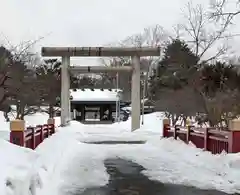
xmin=61 ymin=56 xmax=71 ymax=126
xmin=131 ymin=56 xmax=141 ymax=131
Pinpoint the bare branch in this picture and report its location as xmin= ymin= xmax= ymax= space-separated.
xmin=177 ymin=1 xmax=234 ymax=63
xmin=210 ymin=0 xmax=240 ymax=20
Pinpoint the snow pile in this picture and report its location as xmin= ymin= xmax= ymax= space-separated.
xmin=0 ymin=140 xmax=41 ymax=195
xmin=127 ymin=139 xmax=240 ymax=193
xmin=0 ymin=112 xmax=11 ymax=140
xmin=24 ymin=113 xmax=60 ymax=127
xmin=35 ymin=125 xmax=109 ymax=195
xmin=33 ymin=113 xmax=240 ymax=194
xmin=0 ymin=111 xmax=60 ymax=195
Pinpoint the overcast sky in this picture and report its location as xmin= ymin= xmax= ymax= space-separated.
xmin=1 ymin=0 xmax=239 ymax=65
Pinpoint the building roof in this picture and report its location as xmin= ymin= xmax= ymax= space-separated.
xmin=70 ymin=89 xmax=122 ymax=102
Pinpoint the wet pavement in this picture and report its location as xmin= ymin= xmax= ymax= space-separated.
xmin=76 ymin=158 xmax=234 ymax=195
xmin=82 ymin=141 xmax=146 ymax=144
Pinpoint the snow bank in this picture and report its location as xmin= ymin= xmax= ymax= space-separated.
xmin=125 ymin=139 xmax=240 ymax=194
xmin=34 ymin=113 xmax=240 ymax=194
xmin=0 ymin=111 xmax=60 ymax=195
xmin=0 ymin=112 xmax=11 ymax=140
xmin=25 ymin=113 xmax=60 ymax=127
xmin=34 ymin=123 xmax=109 ymax=195
xmin=0 ymin=139 xmax=41 ymax=195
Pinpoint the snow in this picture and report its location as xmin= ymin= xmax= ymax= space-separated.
xmin=70 ymin=88 xmax=122 ymax=102
xmin=1 ymin=111 xmax=240 ymax=194
xmin=0 ymin=111 xmax=58 ymax=195
xmin=33 ymin=112 xmax=240 ymax=194
xmin=0 ymin=139 xmax=41 ymax=195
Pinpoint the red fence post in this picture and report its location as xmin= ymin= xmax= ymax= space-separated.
xmin=38 ymin=125 xmax=43 ymax=142
xmin=204 ymin=128 xmax=209 ymax=151
xmin=49 ymin=124 xmax=55 ymax=135
xmin=47 ymin=118 xmax=55 ymax=135
xmin=10 ymin=120 xmax=25 ymax=147
xmin=27 ymin=127 xmax=35 ymax=149
xmin=43 ymin=124 xmax=49 ymax=137
xmin=228 ymin=120 xmax=240 ymax=153
xmin=162 ymin=119 xmax=170 ymax=137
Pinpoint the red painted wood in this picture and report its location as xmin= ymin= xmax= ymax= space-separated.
xmin=10 ymin=131 xmax=25 ymax=147
xmin=9 ymin=123 xmax=56 ymax=150
xmin=162 ymin=125 xmax=238 ymax=154
xmin=228 ymin=131 xmax=240 ymax=153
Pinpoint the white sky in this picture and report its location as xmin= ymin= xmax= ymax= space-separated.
xmin=1 ymin=0 xmax=240 ymax=65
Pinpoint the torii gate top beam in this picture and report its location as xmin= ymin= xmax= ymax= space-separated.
xmin=41 ymin=47 xmax=160 ymax=57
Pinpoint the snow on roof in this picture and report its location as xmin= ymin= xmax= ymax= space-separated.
xmin=70 ymin=89 xmax=122 ymax=102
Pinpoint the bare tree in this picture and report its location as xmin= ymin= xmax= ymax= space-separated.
xmin=7 ymin=40 xmax=45 ymax=120
xmin=7 ymin=62 xmax=42 ymax=120
xmin=0 ymin=46 xmax=40 ymax=121
xmin=0 ymin=36 xmax=51 ymax=120
xmin=36 ymin=59 xmax=61 ymax=118
xmin=0 ymin=47 xmax=14 ymax=121
xmin=101 ymin=25 xmax=168 ymax=66
xmin=100 ymin=25 xmax=169 ymax=100
xmin=177 ymin=1 xmax=234 ymax=64
xmin=210 ymin=0 xmax=240 ymax=21
xmin=8 ymin=36 xmax=45 ymax=67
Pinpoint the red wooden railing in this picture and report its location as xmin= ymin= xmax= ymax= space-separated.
xmin=10 ymin=124 xmax=55 ymax=150
xmin=163 ymin=124 xmax=240 ymax=154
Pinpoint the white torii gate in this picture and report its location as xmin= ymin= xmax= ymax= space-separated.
xmin=41 ymin=47 xmax=160 ymax=131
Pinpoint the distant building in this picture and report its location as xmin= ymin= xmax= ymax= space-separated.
xmin=70 ymin=88 xmax=129 ymax=124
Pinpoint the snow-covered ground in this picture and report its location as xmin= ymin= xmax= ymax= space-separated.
xmin=1 ymin=112 xmax=240 ymax=195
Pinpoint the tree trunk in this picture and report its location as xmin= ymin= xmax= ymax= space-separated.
xmin=3 ymin=105 xmax=11 ymax=122
xmin=4 ymin=111 xmax=9 ymax=122
xmin=49 ymin=104 xmax=54 ymax=118
xmin=16 ymin=102 xmax=25 ymax=120
xmin=20 ymin=104 xmax=25 ymax=120
xmin=16 ymin=102 xmax=21 ymax=119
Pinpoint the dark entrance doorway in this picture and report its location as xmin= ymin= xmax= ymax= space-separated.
xmin=71 ymin=101 xmax=116 ymax=124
